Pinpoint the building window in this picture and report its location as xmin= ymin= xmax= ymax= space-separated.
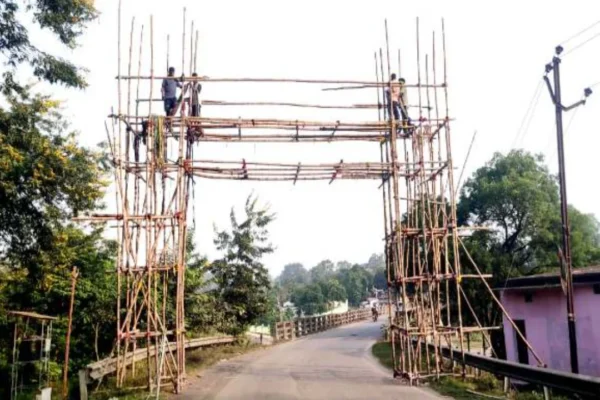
xmin=593 ymin=284 xmax=600 ymax=294
xmin=524 ymin=293 xmax=533 ymax=303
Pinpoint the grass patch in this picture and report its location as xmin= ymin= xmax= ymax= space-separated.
xmin=371 ymin=341 xmax=395 ymax=370
xmin=186 ymin=341 xmax=262 ymax=371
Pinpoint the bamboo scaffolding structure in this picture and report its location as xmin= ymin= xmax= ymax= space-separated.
xmin=80 ymin=10 xmax=544 ymax=394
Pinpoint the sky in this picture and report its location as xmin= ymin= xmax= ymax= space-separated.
xmin=26 ymin=0 xmax=600 ymax=277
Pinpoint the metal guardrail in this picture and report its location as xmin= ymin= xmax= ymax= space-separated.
xmin=430 ymin=342 xmax=600 ymax=397
xmin=87 ymin=335 xmax=235 ymax=380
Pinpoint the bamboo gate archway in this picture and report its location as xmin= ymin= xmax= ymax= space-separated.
xmin=75 ymin=7 xmax=542 ymax=395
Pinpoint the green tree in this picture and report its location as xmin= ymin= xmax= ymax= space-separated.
xmin=292 ymin=283 xmax=326 ymax=316
xmin=210 ymin=195 xmax=275 ymax=335
xmin=0 ymin=90 xmax=108 ymax=396
xmin=319 ymin=279 xmax=347 ymax=303
xmin=336 ymin=260 xmax=352 ymax=270
xmin=0 ymin=94 xmax=105 ymax=264
xmin=309 ymin=259 xmax=335 ymax=282
xmin=291 ymin=279 xmax=347 ymax=317
xmin=373 ymin=268 xmax=387 ymax=290
xmin=363 ymin=253 xmax=385 ymax=272
xmin=278 ymin=263 xmax=308 ymax=286
xmin=0 ymin=0 xmax=98 ymax=93
xmin=458 ymin=150 xmax=600 ymax=325
xmin=337 ymin=265 xmax=373 ymax=307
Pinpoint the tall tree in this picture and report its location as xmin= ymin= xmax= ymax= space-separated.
xmin=291 ymin=279 xmax=346 ymax=317
xmin=278 ymin=263 xmax=308 ymax=287
xmin=336 ymin=260 xmax=352 ymax=270
xmin=0 ymin=94 xmax=105 ymax=264
xmin=458 ymin=150 xmax=600 ymax=325
xmin=309 ymin=259 xmax=335 ymax=282
xmin=0 ymin=0 xmax=98 ymax=93
xmin=210 ymin=195 xmax=275 ymax=335
xmin=337 ymin=265 xmax=373 ymax=307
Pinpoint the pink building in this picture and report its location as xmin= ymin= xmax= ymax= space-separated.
xmin=499 ymin=267 xmax=600 ymax=376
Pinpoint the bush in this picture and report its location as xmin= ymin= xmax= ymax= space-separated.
xmin=474 ymin=373 xmax=500 ymax=392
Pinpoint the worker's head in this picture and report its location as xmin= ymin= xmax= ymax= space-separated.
xmin=391 ymin=73 xmax=397 ymax=80
xmin=399 ymin=78 xmax=406 ymax=84
xmin=168 ymin=67 xmax=175 ymax=76
xmin=192 ymin=72 xmax=198 ymax=77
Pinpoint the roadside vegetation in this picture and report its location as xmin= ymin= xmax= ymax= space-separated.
xmin=372 ymin=341 xmax=575 ymax=400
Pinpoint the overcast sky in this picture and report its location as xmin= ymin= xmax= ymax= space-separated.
xmin=29 ymin=0 xmax=600 ymax=277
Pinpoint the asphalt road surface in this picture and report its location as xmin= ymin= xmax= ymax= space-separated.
xmin=180 ymin=320 xmax=442 ymax=400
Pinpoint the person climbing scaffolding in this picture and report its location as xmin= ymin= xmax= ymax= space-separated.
xmin=385 ymin=73 xmax=401 ymax=121
xmin=398 ymin=77 xmax=414 ymax=135
xmin=161 ymin=66 xmax=182 ymax=117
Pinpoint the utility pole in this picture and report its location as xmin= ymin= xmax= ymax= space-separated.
xmin=544 ymin=45 xmax=592 ymax=374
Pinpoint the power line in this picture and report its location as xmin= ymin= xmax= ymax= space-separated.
xmin=563 ymin=31 xmax=600 ymax=56
xmin=511 ymin=79 xmax=543 ymax=149
xmin=560 ymin=18 xmax=600 ymax=46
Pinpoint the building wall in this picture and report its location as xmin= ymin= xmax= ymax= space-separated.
xmin=501 ymin=285 xmax=600 ymax=376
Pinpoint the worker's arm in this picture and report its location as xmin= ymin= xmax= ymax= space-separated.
xmin=161 ymin=80 xmax=166 ymax=99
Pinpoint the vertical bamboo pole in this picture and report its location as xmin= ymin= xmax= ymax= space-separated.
xmin=146 ymin=14 xmax=155 ymax=391
xmin=376 ymin=50 xmax=397 ymax=372
xmin=425 ymin=53 xmax=441 ymax=379
xmin=385 ymin=19 xmax=411 ymax=379
xmin=175 ymin=8 xmax=189 ymax=392
xmin=62 ymin=267 xmax=79 ymax=400
xmin=194 ymin=31 xmax=199 ymax=73
xmin=441 ymin=18 xmax=466 ymax=377
xmin=182 ymin=8 xmax=187 ymax=77
xmin=190 ymin=21 xmax=195 ymax=74
xmin=125 ymin=17 xmax=135 ymax=199
xmin=167 ymin=34 xmax=170 ymax=71
xmin=115 ymin=0 xmax=123 ymax=386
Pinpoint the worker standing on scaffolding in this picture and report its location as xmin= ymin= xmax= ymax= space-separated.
xmin=385 ymin=73 xmax=401 ymax=122
xmin=161 ymin=66 xmax=182 ymax=116
xmin=189 ymin=72 xmax=202 ymax=117
xmin=398 ymin=77 xmax=413 ymax=134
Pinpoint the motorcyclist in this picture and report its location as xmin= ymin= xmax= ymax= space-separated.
xmin=371 ymin=304 xmax=379 ymax=321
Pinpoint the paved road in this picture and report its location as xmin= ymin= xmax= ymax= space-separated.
xmin=180 ymin=321 xmax=442 ymax=400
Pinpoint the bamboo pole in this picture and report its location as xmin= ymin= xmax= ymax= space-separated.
xmin=62 ymin=267 xmax=79 ymax=400
xmin=458 ymin=237 xmax=545 ymax=366
xmin=115 ymin=75 xmax=444 ymax=87
xmin=115 ymin=0 xmax=123 ymax=387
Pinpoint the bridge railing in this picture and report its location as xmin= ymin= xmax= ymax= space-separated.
xmin=274 ymin=308 xmax=382 ymax=342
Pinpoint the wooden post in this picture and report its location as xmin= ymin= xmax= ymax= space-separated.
xmin=62 ymin=267 xmax=79 ymax=400
xmin=78 ymin=370 xmax=88 ymax=400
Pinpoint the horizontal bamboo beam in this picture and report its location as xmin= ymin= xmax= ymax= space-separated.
xmin=323 ymin=82 xmax=446 ymax=91
xmin=73 ymin=213 xmax=179 ymax=222
xmin=114 ymin=75 xmax=445 ymax=88
xmin=136 ymin=98 xmax=434 ymax=110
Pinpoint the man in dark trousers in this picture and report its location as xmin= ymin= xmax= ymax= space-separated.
xmin=161 ymin=66 xmax=182 ymax=116
xmin=189 ymin=72 xmax=202 ymax=117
